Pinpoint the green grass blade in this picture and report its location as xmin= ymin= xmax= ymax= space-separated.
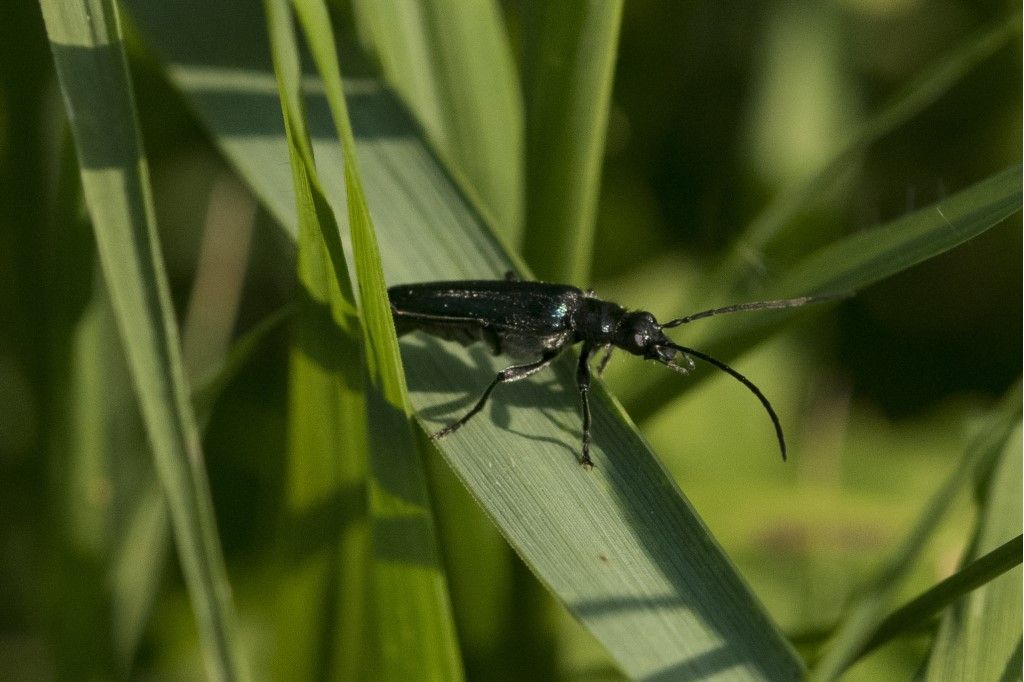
xmin=191 ymin=305 xmax=293 ymax=429
xmin=345 ymin=2 xmax=527 ymax=658
xmin=521 ymin=0 xmax=624 ymax=284
xmin=712 ymin=14 xmax=1020 ymax=289
xmin=810 ymin=383 xmax=1022 ymax=679
xmin=351 ymin=0 xmax=523 ymax=247
xmin=39 ymin=2 xmax=250 ymax=679
xmin=263 ymin=2 xmax=371 ymax=678
xmin=922 ymin=420 xmax=1022 ymax=680
xmin=49 ymin=282 xmax=118 ymax=678
xmin=629 ymin=165 xmax=1022 ymax=423
xmin=127 ymin=2 xmax=805 ymax=676
xmin=270 ymin=1 xmax=464 ymax=677
xmin=861 ymin=534 xmax=1022 ymax=659
xmin=47 ymin=136 xmax=169 ymax=674
xmin=778 ymin=165 xmax=1022 ymax=296
xmin=110 ymin=477 xmax=170 ymax=668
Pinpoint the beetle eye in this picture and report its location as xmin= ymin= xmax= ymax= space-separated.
xmin=633 ymin=332 xmax=647 ymax=349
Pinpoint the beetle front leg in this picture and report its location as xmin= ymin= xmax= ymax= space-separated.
xmin=576 ymin=345 xmax=595 ymax=468
xmin=594 ymin=344 xmax=614 ymax=377
xmin=432 ymin=350 xmax=561 ymax=441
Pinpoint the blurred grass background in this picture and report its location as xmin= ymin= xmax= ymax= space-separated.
xmin=2 ymin=0 xmax=1020 ymax=679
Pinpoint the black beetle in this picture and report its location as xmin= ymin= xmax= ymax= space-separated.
xmin=389 ymin=275 xmax=837 ymax=467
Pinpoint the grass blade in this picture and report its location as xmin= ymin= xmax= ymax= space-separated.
xmin=810 ymin=382 xmax=1022 ymax=679
xmin=862 ymin=534 xmax=1022 ymax=659
xmin=263 ymin=2 xmax=371 ymax=678
xmin=127 ymin=1 xmax=805 ymax=676
xmin=629 ymin=165 xmax=1022 ymax=423
xmin=712 ymin=13 xmax=1020 ymax=289
xmin=777 ymin=165 xmax=1022 ymax=296
xmin=351 ymin=0 xmax=523 ymax=246
xmin=922 ymin=419 xmax=1022 ymax=680
xmin=520 ymin=0 xmax=624 ymax=284
xmin=269 ymin=1 xmax=464 ymax=677
xmin=191 ymin=305 xmax=293 ymax=428
xmin=348 ymin=0 xmax=528 ymax=662
xmin=39 ymin=2 xmax=250 ymax=678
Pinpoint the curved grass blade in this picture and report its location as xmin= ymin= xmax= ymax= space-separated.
xmin=809 ymin=382 xmax=1021 ymax=680
xmin=191 ymin=305 xmax=293 ymax=429
xmin=351 ymin=0 xmax=523 ymax=247
xmin=862 ymin=534 xmax=1022 ymax=660
xmin=271 ymin=1 xmax=464 ymax=677
xmin=520 ymin=0 xmax=624 ymax=284
xmin=777 ymin=165 xmax=1022 ymax=296
xmin=264 ymin=3 xmax=373 ymax=677
xmin=630 ymin=165 xmax=1022 ymax=423
xmin=126 ymin=1 xmax=805 ymax=676
xmin=711 ymin=13 xmax=1020 ymax=290
xmin=39 ymin=1 xmax=250 ymax=678
xmin=346 ymin=2 xmax=535 ymax=665
xmin=922 ymin=420 xmax=1022 ymax=680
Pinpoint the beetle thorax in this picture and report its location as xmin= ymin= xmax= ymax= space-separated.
xmin=574 ymin=298 xmax=625 ymax=345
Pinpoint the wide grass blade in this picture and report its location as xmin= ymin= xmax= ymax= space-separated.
xmin=269 ymin=0 xmax=464 ymax=677
xmin=351 ymin=0 xmax=523 ymax=247
xmin=126 ymin=1 xmax=805 ymax=677
xmin=39 ymin=1 xmax=250 ymax=679
xmin=520 ymin=0 xmax=624 ymax=284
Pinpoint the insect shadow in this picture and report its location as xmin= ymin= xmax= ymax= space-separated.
xmin=398 ymin=335 xmax=583 ymax=453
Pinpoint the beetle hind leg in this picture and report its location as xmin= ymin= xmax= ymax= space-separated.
xmin=431 ymin=350 xmax=561 ymax=441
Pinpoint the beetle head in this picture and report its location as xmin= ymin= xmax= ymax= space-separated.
xmin=615 ymin=311 xmax=695 ymax=373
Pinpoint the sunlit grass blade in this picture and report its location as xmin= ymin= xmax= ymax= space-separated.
xmin=271 ymin=0 xmax=464 ymax=677
xmin=712 ymin=13 xmax=1020 ymax=289
xmin=126 ymin=1 xmax=806 ymax=677
xmin=520 ymin=0 xmax=623 ymax=284
xmin=263 ymin=2 xmax=371 ymax=678
xmin=809 ymin=383 xmax=1021 ymax=680
xmin=922 ymin=420 xmax=1022 ymax=680
xmin=347 ymin=1 xmax=526 ymax=660
xmin=39 ymin=2 xmax=250 ymax=679
xmin=630 ymin=165 xmax=1022 ymax=422
xmin=351 ymin=0 xmax=523 ymax=246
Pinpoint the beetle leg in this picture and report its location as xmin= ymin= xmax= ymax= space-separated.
xmin=594 ymin=344 xmax=614 ymax=377
xmin=576 ymin=345 xmax=595 ymax=468
xmin=432 ymin=349 xmax=561 ymax=441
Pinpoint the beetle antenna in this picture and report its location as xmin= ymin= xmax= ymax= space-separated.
xmin=660 ymin=293 xmax=847 ymax=328
xmin=661 ymin=342 xmax=787 ymax=461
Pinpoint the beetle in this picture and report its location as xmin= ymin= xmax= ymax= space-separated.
xmin=388 ymin=275 xmax=838 ymax=467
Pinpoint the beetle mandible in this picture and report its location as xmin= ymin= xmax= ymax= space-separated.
xmin=389 ymin=274 xmax=837 ymax=468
